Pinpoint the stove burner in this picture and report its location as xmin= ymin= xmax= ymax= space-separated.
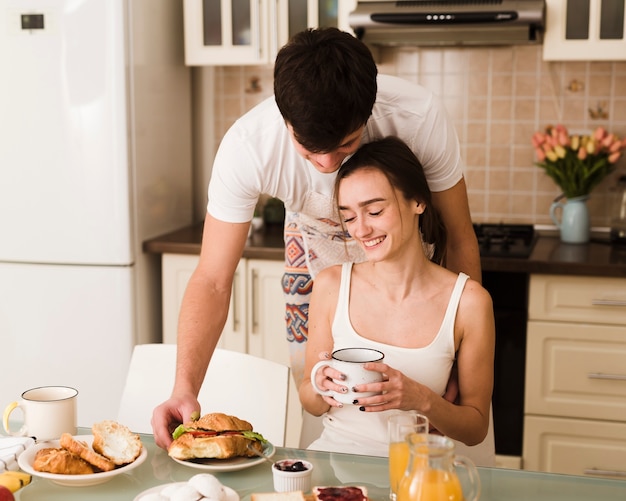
xmin=473 ymin=224 xmax=537 ymax=258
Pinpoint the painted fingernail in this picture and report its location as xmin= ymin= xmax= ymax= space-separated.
xmin=339 ymin=374 xmax=347 ymax=381
xmin=352 ymin=387 xmax=358 ymax=392
xmin=353 ymin=399 xmax=359 ymax=405
xmin=359 ymin=406 xmax=365 ymax=412
xmin=341 ymin=387 xmax=348 ymax=393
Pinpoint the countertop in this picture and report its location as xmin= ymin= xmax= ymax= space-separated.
xmin=143 ymin=222 xmax=626 ymax=278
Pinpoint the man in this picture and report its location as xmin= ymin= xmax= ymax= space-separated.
xmin=152 ymin=28 xmax=480 ymax=449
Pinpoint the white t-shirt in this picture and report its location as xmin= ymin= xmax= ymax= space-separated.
xmin=207 ymin=74 xmax=464 ymax=224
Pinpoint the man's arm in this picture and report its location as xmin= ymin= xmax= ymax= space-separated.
xmin=174 ymin=213 xmax=250 ymax=394
xmin=152 ymin=213 xmax=250 ymax=448
xmin=431 ymin=177 xmax=482 ymax=284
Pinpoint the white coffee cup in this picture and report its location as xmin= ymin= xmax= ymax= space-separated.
xmin=2 ymin=386 xmax=78 ymax=441
xmin=310 ymin=347 xmax=384 ymax=404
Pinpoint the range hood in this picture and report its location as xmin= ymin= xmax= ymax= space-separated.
xmin=349 ymin=0 xmax=546 ymax=47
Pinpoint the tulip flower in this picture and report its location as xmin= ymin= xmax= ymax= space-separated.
xmin=545 ymin=150 xmax=558 ymax=162
xmin=594 ymin=126 xmax=607 ymax=141
xmin=532 ymin=124 xmax=626 ymax=199
xmin=609 ymin=151 xmax=622 ymax=164
xmin=535 ymin=148 xmax=546 ymax=161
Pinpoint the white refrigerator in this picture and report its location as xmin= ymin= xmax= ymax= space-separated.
xmin=0 ymin=0 xmax=193 ymax=426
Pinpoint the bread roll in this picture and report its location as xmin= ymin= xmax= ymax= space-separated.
xmin=33 ymin=448 xmax=95 ymax=475
xmin=92 ymin=420 xmax=142 ymax=465
xmin=59 ymin=433 xmax=116 ymax=472
xmin=168 ymin=433 xmax=259 ymax=460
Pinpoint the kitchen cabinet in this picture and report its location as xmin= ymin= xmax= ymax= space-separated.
xmin=183 ymin=0 xmax=354 ymax=66
xmin=161 ymin=253 xmax=302 ymax=448
xmin=523 ymin=274 xmax=626 ymax=479
xmin=543 ymin=0 xmax=626 ymax=61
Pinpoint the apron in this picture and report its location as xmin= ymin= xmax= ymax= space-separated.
xmin=282 ymin=191 xmax=366 ymax=387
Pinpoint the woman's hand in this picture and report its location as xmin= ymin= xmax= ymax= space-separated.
xmin=351 ymin=362 xmax=430 ymax=413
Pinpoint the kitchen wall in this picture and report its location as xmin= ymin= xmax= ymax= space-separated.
xmin=196 ymin=45 xmax=626 ymax=228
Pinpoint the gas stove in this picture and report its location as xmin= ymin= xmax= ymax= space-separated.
xmin=473 ymin=223 xmax=537 ymax=258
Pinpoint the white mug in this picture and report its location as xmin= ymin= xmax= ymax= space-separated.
xmin=311 ymin=347 xmax=384 ymax=404
xmin=3 ymin=386 xmax=78 ymax=441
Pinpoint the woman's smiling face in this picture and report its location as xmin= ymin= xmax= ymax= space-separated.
xmin=337 ymin=167 xmax=424 ymax=260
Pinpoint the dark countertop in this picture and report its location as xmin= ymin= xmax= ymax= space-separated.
xmin=143 ymin=222 xmax=626 ymax=278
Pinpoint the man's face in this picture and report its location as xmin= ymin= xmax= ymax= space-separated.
xmin=287 ymin=124 xmax=365 ymax=174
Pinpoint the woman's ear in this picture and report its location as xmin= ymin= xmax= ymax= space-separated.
xmin=414 ymin=200 xmax=426 ymax=215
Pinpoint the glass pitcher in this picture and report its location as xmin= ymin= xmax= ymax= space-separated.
xmin=397 ymin=434 xmax=480 ymax=501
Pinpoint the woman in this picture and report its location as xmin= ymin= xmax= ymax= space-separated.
xmin=299 ymin=137 xmax=495 ymax=462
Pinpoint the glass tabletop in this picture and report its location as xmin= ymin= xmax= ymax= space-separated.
xmin=12 ymin=432 xmax=626 ymax=501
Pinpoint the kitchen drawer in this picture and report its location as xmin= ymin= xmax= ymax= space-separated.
xmin=525 ymin=321 xmax=626 ymax=421
xmin=528 ymin=275 xmax=626 ymax=324
xmin=523 ymin=415 xmax=626 ymax=480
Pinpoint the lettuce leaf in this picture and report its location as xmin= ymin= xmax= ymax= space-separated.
xmin=171 ymin=425 xmax=267 ymax=443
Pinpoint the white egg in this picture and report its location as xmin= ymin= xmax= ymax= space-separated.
xmin=168 ymin=483 xmax=203 ymax=501
xmin=188 ymin=473 xmax=227 ymax=501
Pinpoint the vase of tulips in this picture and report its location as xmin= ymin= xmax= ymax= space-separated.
xmin=532 ymin=125 xmax=626 ymax=243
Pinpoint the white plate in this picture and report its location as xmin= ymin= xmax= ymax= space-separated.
xmin=134 ymin=482 xmax=239 ymax=501
xmin=172 ymin=442 xmax=275 ymax=472
xmin=18 ymin=434 xmax=147 ymax=487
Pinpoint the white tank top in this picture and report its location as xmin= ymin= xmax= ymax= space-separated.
xmin=308 ymin=263 xmax=468 ymax=457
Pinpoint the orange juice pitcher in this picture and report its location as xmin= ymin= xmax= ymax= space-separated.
xmin=397 ymin=435 xmax=480 ymax=501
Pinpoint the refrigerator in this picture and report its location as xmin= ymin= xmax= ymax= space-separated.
xmin=0 ymin=0 xmax=193 ymax=426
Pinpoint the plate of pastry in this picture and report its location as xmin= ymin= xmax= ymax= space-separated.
xmin=18 ymin=422 xmax=146 ymax=487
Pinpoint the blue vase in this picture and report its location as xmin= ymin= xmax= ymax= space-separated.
xmin=550 ymin=195 xmax=590 ymax=244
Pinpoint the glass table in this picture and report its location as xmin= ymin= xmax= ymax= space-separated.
xmin=13 ymin=432 xmax=626 ymax=501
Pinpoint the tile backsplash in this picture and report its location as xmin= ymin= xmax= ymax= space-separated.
xmin=201 ymin=45 xmax=626 ymax=228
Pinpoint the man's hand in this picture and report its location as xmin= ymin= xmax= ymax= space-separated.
xmin=151 ymin=394 xmax=201 ymax=450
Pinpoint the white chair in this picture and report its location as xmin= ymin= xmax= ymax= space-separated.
xmin=117 ymin=344 xmax=290 ymax=446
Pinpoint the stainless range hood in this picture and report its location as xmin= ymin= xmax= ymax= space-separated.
xmin=349 ymin=0 xmax=546 ymax=47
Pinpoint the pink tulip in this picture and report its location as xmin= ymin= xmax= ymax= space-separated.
xmin=602 ymin=133 xmax=616 ymax=148
xmin=577 ymin=147 xmax=587 ymax=160
xmin=609 ymin=139 xmax=622 ymax=153
xmin=535 ymin=148 xmax=546 ymax=161
xmin=609 ymin=151 xmax=622 ymax=164
xmin=594 ymin=126 xmax=607 ymax=141
xmin=532 ymin=132 xmax=545 ymax=148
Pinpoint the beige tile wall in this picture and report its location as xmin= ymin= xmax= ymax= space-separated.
xmin=207 ymin=45 xmax=626 ymax=227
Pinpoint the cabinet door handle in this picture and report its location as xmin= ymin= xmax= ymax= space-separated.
xmin=588 ymin=372 xmax=626 ymax=381
xmin=251 ymin=269 xmax=259 ymax=334
xmin=583 ymin=468 xmax=626 ymax=478
xmin=591 ymin=299 xmax=626 ymax=306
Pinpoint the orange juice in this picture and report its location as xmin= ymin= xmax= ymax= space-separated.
xmin=397 ymin=468 xmax=464 ymax=501
xmin=389 ymin=441 xmax=411 ymax=495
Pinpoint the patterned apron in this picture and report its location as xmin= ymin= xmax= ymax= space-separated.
xmin=282 ymin=191 xmax=365 ymax=388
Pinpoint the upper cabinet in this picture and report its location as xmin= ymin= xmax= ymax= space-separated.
xmin=543 ymin=0 xmax=626 ymax=60
xmin=183 ymin=0 xmax=355 ymax=66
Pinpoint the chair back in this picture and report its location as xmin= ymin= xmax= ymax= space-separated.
xmin=117 ymin=344 xmax=290 ymax=446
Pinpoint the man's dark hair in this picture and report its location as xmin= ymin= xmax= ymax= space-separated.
xmin=274 ymin=27 xmax=377 ymax=153
xmin=335 ymin=137 xmax=448 ymax=266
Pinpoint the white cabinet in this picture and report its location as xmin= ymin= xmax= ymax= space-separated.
xmin=543 ymin=0 xmax=626 ymax=60
xmin=523 ymin=274 xmax=626 ymax=479
xmin=161 ymin=253 xmax=303 ymax=447
xmin=183 ymin=0 xmax=354 ymax=65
